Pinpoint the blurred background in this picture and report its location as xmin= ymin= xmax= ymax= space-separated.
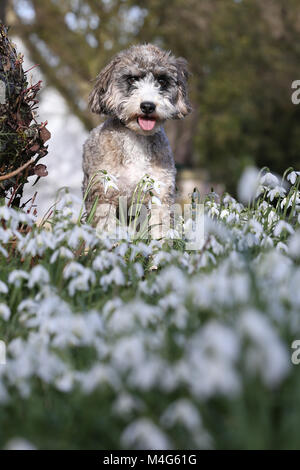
xmin=1 ymin=0 xmax=300 ymax=215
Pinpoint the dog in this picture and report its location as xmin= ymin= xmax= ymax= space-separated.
xmin=82 ymin=43 xmax=191 ymax=236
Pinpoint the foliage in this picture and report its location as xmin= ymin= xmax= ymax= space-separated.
xmin=0 ymin=22 xmax=50 ymax=207
xmin=0 ymin=168 xmax=299 ymax=449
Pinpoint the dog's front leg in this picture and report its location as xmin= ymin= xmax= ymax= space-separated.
xmin=150 ymin=203 xmax=172 ymax=240
xmin=94 ymin=203 xmax=117 ymax=237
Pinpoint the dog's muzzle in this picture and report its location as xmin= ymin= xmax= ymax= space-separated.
xmin=138 ymin=102 xmax=157 ymax=131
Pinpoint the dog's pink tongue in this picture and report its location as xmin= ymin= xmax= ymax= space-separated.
xmin=138 ymin=117 xmax=156 ymax=131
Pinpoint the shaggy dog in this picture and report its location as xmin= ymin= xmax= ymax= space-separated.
xmin=82 ymin=43 xmax=191 ymax=235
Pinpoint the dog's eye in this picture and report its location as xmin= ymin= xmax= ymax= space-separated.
xmin=157 ymin=76 xmax=168 ymax=88
xmin=127 ymin=76 xmax=139 ymax=85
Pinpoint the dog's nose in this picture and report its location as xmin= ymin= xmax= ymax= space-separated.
xmin=140 ymin=101 xmax=156 ymax=114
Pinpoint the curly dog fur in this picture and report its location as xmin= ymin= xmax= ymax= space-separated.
xmin=82 ymin=43 xmax=191 ymax=233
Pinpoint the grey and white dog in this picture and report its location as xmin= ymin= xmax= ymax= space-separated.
xmin=82 ymin=43 xmax=191 ymax=234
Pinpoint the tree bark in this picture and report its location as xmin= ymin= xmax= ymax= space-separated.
xmin=0 ymin=0 xmax=8 ymax=23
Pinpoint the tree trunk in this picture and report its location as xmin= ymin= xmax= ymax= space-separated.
xmin=0 ymin=0 xmax=8 ymax=23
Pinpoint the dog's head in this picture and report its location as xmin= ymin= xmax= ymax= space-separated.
xmin=89 ymin=43 xmax=192 ymax=135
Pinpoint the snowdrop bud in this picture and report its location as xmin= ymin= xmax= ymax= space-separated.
xmin=0 ymin=304 xmax=10 ymax=321
xmin=237 ymin=166 xmax=260 ymax=204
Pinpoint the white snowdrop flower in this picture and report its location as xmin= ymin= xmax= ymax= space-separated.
xmin=17 ymin=298 xmax=38 ymax=321
xmin=63 ymin=261 xmax=85 ymax=279
xmin=4 ymin=438 xmax=36 ymax=450
xmin=273 ymin=220 xmax=294 ymax=237
xmin=121 ymin=418 xmax=171 ymax=450
xmin=76 ymin=364 xmax=118 ymax=393
xmin=16 ymin=210 xmax=34 ymax=225
xmin=33 ymin=232 xmax=55 ymax=254
xmin=231 ymin=200 xmax=243 ymax=212
xmin=220 ymin=209 xmax=229 ymax=220
xmin=112 ymin=336 xmax=145 ymax=370
xmin=129 ymin=358 xmax=164 ymax=390
xmin=227 ymin=212 xmax=239 ymax=224
xmin=54 ymin=192 xmax=82 ymax=220
xmin=8 ymin=337 xmax=24 ymax=356
xmin=161 ymin=399 xmax=201 ymax=431
xmin=115 ymin=242 xmax=128 ymax=258
xmin=267 ymin=186 xmax=286 ymax=202
xmin=158 ymin=266 xmax=187 ymax=295
xmin=166 ymin=228 xmax=180 ymax=239
xmin=67 ymin=225 xmax=97 ymax=250
xmin=222 ymin=194 xmax=237 ymax=206
xmin=28 ymin=265 xmax=50 ymax=288
xmin=100 ymin=266 xmax=125 ymax=288
xmin=134 ymin=262 xmax=144 ymax=278
xmin=0 ymin=303 xmax=10 ymax=321
xmin=68 ymin=269 xmax=96 ymax=296
xmin=208 ymin=206 xmax=219 ymax=218
xmin=140 ymin=176 xmax=165 ymax=195
xmin=276 ymin=241 xmax=288 ymax=253
xmin=20 ymin=293 xmax=71 ymax=328
xmin=260 ymin=172 xmax=279 ymax=187
xmin=258 ymin=200 xmax=269 ymax=212
xmin=261 ymin=234 xmax=274 ymax=248
xmin=231 ymin=273 xmax=250 ymax=303
xmin=0 ymin=227 xmax=13 ymax=243
xmin=92 ymin=251 xmax=121 ymax=271
xmin=267 ymin=209 xmax=279 ymax=226
xmin=18 ymin=232 xmax=50 ymax=257
xmin=158 ymin=292 xmax=182 ymax=312
xmin=150 ymin=195 xmax=162 ymax=206
xmin=249 ymin=219 xmax=263 ymax=237
xmin=210 ymin=236 xmax=224 ymax=256
xmin=152 ymin=251 xmax=172 ymax=267
xmin=255 ymin=184 xmax=265 ymax=198
xmin=138 ymin=279 xmax=159 ymax=296
xmin=106 ymin=304 xmax=134 ymax=333
xmin=238 ymin=309 xmax=290 ymax=387
xmin=237 ymin=166 xmax=260 ymax=204
xmin=50 ymin=246 xmax=74 ymax=263
xmin=0 ymin=245 xmax=8 ymax=258
xmin=160 ymin=400 xmax=213 ymax=448
xmin=256 ymin=250 xmax=292 ymax=283
xmin=183 ymin=217 xmax=193 ymax=234
xmin=113 ymin=393 xmax=144 ymax=415
xmin=97 ymin=169 xmax=119 ymax=194
xmin=280 ymin=197 xmax=287 ymax=210
xmin=134 ymin=302 xmax=162 ymax=326
xmin=55 ymin=373 xmax=74 ymax=392
xmin=0 ymin=205 xmax=13 ymax=221
xmin=59 ymin=207 xmax=74 ymax=219
xmin=8 ymin=270 xmax=29 ymax=287
xmin=68 ymin=276 xmax=88 ymax=296
xmin=280 ymin=192 xmax=300 ymax=210
xmin=180 ymin=322 xmax=240 ymax=398
xmin=140 ymin=174 xmax=154 ymax=192
xmin=102 ymin=297 xmax=123 ymax=317
xmin=129 ymin=242 xmax=153 ymax=261
xmin=288 ymin=230 xmax=300 ymax=259
xmin=287 ymin=171 xmax=300 ymax=185
xmin=203 ymin=214 xmax=231 ymax=242
xmin=0 ymin=281 xmax=8 ymax=294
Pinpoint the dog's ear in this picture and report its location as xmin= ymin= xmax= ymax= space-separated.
xmin=89 ymin=57 xmax=119 ymax=115
xmin=175 ymin=57 xmax=192 ymax=119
